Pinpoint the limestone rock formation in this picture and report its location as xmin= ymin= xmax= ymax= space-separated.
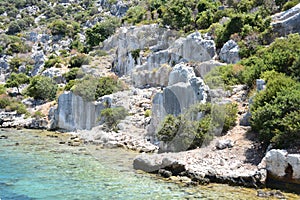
xmin=49 ymin=92 xmax=108 ymax=131
xmin=265 ymin=149 xmax=300 ymax=180
xmin=103 ymin=24 xmax=179 ymax=76
xmin=194 ymin=60 xmax=226 ymax=78
xmin=147 ymin=63 xmax=209 ymax=139
xmin=219 ymin=40 xmax=240 ymax=64
xmin=131 ymin=31 xmax=216 ymax=87
xmin=271 ymin=3 xmax=300 ymax=36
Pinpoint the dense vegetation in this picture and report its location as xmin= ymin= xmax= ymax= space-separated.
xmin=205 ymin=34 xmax=300 ymax=149
xmin=157 ymin=102 xmax=237 ymax=151
xmin=0 ymin=0 xmax=299 ymax=150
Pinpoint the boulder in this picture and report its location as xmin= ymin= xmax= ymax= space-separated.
xmin=271 ymin=3 xmax=300 ymax=36
xmin=265 ymin=149 xmax=289 ymax=177
xmin=42 ymin=67 xmax=67 ymax=84
xmin=219 ymin=40 xmax=240 ymax=64
xmin=133 ymin=154 xmax=186 ymax=174
xmin=216 ymin=140 xmax=234 ymax=150
xmin=194 ymin=60 xmax=226 ymax=78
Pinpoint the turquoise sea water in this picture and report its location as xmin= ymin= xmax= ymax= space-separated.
xmin=0 ymin=130 xmax=299 ymax=200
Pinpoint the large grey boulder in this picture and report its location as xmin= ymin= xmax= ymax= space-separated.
xmin=96 ymin=0 xmax=129 ymax=17
xmin=271 ymin=3 xmax=300 ymax=36
xmin=49 ymin=92 xmax=109 ymax=131
xmin=219 ymin=40 xmax=240 ymax=64
xmin=265 ymin=149 xmax=300 ymax=180
xmin=42 ymin=67 xmax=67 ymax=84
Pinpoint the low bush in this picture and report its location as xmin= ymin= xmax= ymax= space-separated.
xmin=63 ymin=68 xmax=84 ymax=82
xmin=100 ymin=107 xmax=128 ymax=130
xmin=251 ymin=72 xmax=300 ymax=148
xmin=157 ymin=102 xmax=238 ymax=151
xmin=25 ymin=76 xmax=58 ymax=101
xmin=69 ymin=54 xmax=90 ymax=68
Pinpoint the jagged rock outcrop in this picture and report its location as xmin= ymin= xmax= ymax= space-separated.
xmin=103 ymin=24 xmax=179 ymax=76
xmin=42 ymin=67 xmax=67 ymax=84
xmin=131 ymin=31 xmax=216 ymax=87
xmin=271 ymin=3 xmax=300 ymax=36
xmin=96 ymin=0 xmax=130 ymax=17
xmin=219 ymin=40 xmax=240 ymax=64
xmin=147 ymin=63 xmax=209 ymax=139
xmin=49 ymin=92 xmax=109 ymax=131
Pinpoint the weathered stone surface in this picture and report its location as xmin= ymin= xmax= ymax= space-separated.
xmin=42 ymin=67 xmax=67 ymax=84
xmin=148 ymin=63 xmax=209 ymax=139
xmin=131 ymin=31 xmax=216 ymax=87
xmin=194 ymin=60 xmax=226 ymax=78
xmin=271 ymin=3 xmax=300 ymax=36
xmin=31 ymin=50 xmax=45 ymax=76
xmin=50 ymin=92 xmax=107 ymax=131
xmin=265 ymin=149 xmax=300 ymax=180
xmin=265 ymin=150 xmax=289 ymax=177
xmin=256 ymin=79 xmax=266 ymax=92
xmin=133 ymin=154 xmax=186 ymax=174
xmin=103 ymin=24 xmax=179 ymax=76
xmin=219 ymin=40 xmax=240 ymax=64
xmin=96 ymin=0 xmax=130 ymax=17
xmin=216 ymin=139 xmax=234 ymax=150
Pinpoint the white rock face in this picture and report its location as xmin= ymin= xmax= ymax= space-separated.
xmin=131 ymin=31 xmax=216 ymax=87
xmin=272 ymin=3 xmax=300 ymax=36
xmin=148 ymin=63 xmax=209 ymax=139
xmin=42 ymin=67 xmax=68 ymax=84
xmin=103 ymin=24 xmax=179 ymax=76
xmin=194 ymin=60 xmax=226 ymax=78
xmin=219 ymin=40 xmax=240 ymax=64
xmin=265 ymin=149 xmax=300 ymax=179
xmin=50 ymin=92 xmax=108 ymax=131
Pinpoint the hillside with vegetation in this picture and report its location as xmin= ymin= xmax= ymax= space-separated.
xmin=0 ymin=0 xmax=300 ymax=193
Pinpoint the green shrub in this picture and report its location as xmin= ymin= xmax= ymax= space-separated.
xmin=69 ymin=54 xmax=90 ymax=68
xmin=251 ymin=72 xmax=300 ymax=148
xmin=44 ymin=55 xmax=62 ymax=68
xmin=72 ymin=76 xmax=98 ymax=101
xmin=157 ymin=102 xmax=238 ymax=150
xmin=0 ymin=95 xmax=11 ymax=109
xmin=48 ymin=19 xmax=67 ymax=35
xmin=123 ymin=6 xmax=146 ymax=24
xmin=100 ymin=107 xmax=128 ymax=130
xmin=63 ymin=68 xmax=84 ymax=82
xmin=95 ymin=76 xmax=123 ymax=99
xmin=282 ymin=0 xmax=300 ymax=11
xmin=5 ymin=73 xmax=30 ymax=94
xmin=71 ymin=75 xmax=124 ymax=101
xmin=0 ymin=84 xmax=6 ymax=95
xmin=26 ymin=76 xmax=58 ymax=101
xmin=145 ymin=109 xmax=151 ymax=117
xmin=86 ymin=17 xmax=121 ymax=47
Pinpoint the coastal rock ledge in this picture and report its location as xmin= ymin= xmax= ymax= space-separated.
xmin=133 ymin=150 xmax=266 ymax=188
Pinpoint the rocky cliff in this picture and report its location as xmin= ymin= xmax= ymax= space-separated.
xmin=272 ymin=3 xmax=300 ymax=36
xmin=147 ymin=63 xmax=209 ymax=141
xmin=50 ymin=92 xmax=108 ymax=131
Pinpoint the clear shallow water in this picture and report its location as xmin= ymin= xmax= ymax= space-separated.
xmin=0 ymin=130 xmax=299 ymax=200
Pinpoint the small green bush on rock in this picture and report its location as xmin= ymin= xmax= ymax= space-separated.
xmin=26 ymin=76 xmax=58 ymax=101
xmin=100 ymin=107 xmax=128 ymax=130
